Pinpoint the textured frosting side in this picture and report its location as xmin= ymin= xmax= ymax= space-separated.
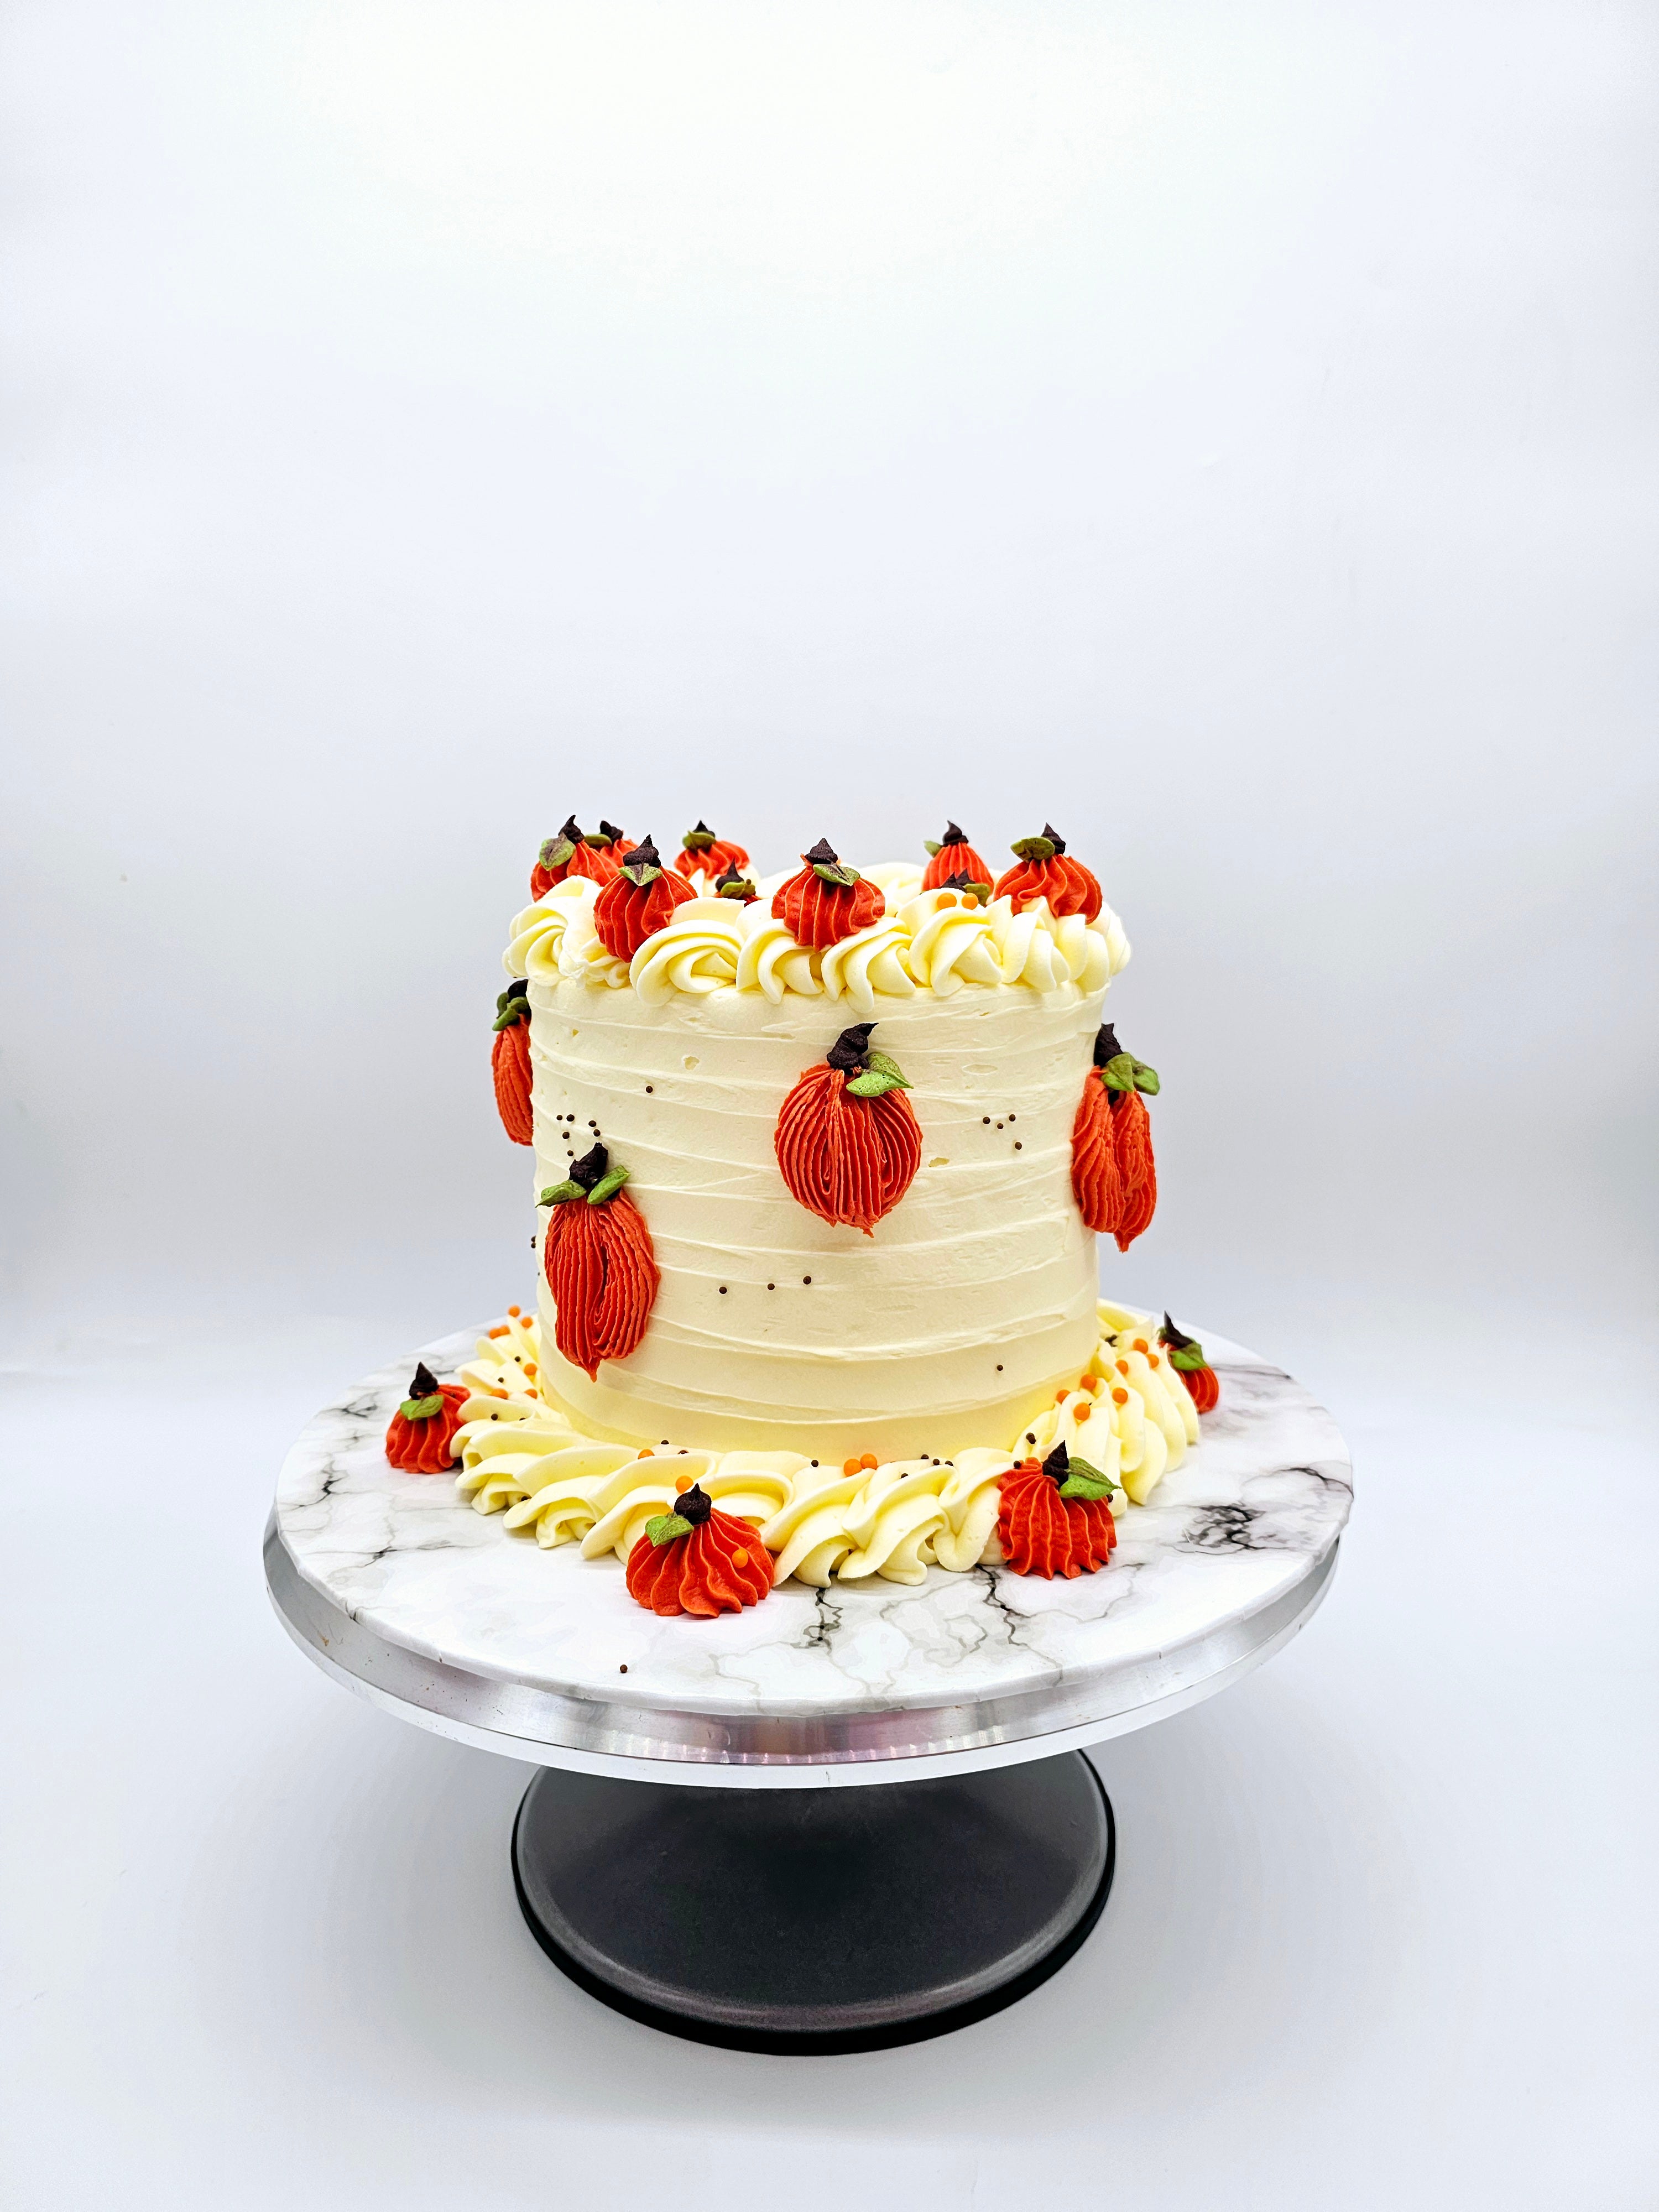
xmin=523 ymin=975 xmax=1108 ymax=1457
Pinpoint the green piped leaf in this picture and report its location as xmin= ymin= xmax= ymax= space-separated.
xmin=864 ymin=1050 xmax=909 ymax=1083
xmin=1166 ymin=1342 xmax=1209 ymax=1373
xmin=539 ymin=1180 xmax=585 ymax=1206
xmin=1057 ymin=1457 xmax=1118 ymax=1501
xmin=1010 ymin=833 xmax=1057 ymax=863
xmin=922 ymin=838 xmax=943 ymax=857
xmin=538 ymin=835 xmax=576 ymax=872
xmin=399 ymin=1391 xmax=446 ymax=1422
xmin=812 ymin=860 xmax=860 ymax=888
xmin=645 ymin=1512 xmax=692 ymax=1546
xmin=1100 ymin=1052 xmax=1159 ymax=1097
xmin=492 ymin=990 xmax=530 ymax=1031
xmin=585 ymin=1165 xmax=631 ymax=1204
xmin=846 ymin=1066 xmax=910 ymax=1098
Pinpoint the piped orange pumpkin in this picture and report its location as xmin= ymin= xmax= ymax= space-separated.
xmin=771 ymin=839 xmax=884 ymax=948
xmin=624 ymin=1482 xmax=774 ymax=1617
xmin=491 ymin=980 xmax=534 ymax=1145
xmin=529 ymin=817 xmax=630 ymax=899
xmin=541 ymin=1145 xmax=659 ymax=1378
xmin=593 ymin=836 xmax=698 ymax=959
xmin=996 ymin=1443 xmax=1118 ymax=1577
xmin=1160 ymin=1314 xmax=1219 ymax=1414
xmin=1070 ymin=1022 xmax=1159 ymax=1250
xmin=675 ymin=820 xmax=750 ymax=883
xmin=384 ymin=1361 xmax=468 ymax=1473
xmin=921 ymin=821 xmax=993 ymax=900
xmin=993 ymin=825 xmax=1104 ymax=920
xmin=774 ymin=1022 xmax=922 ymax=1234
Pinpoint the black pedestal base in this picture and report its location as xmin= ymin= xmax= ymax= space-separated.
xmin=511 ymin=1754 xmax=1114 ymax=2053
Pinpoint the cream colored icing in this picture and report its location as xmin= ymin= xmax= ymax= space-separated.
xmin=629 ymin=899 xmax=747 ymax=1004
xmin=510 ymin=865 xmax=1127 ymax=1010
xmin=447 ymin=1313 xmax=1196 ymax=1588
xmin=525 ymin=969 xmax=1107 ymax=1455
xmin=818 ymin=912 xmax=918 ymax=1015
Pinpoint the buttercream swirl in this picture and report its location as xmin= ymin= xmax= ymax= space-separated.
xmin=449 ymin=1305 xmax=1195 ymax=1586
xmin=818 ymin=913 xmax=919 ymax=1015
xmin=507 ymin=863 xmax=1129 ymax=1007
xmin=897 ymin=889 xmax=1005 ymax=995
xmin=628 ymin=898 xmax=746 ymax=1005
xmin=987 ymin=895 xmax=1110 ymax=993
xmin=503 ymin=875 xmax=598 ymax=983
xmin=734 ymin=905 xmax=824 ymax=1002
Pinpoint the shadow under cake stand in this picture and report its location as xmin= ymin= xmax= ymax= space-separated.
xmin=266 ymin=1324 xmax=1351 ymax=2053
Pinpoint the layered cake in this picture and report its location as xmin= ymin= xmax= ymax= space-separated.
xmin=388 ymin=818 xmax=1221 ymax=1616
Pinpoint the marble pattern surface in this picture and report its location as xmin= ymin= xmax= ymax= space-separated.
xmin=274 ymin=1324 xmax=1352 ymax=1718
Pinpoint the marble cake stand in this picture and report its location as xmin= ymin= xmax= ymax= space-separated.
xmin=267 ymin=1323 xmax=1351 ymax=2052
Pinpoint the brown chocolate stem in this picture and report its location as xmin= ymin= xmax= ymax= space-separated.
xmin=568 ymin=1144 xmax=609 ymax=1191
xmin=825 ymin=1022 xmax=877 ymax=1073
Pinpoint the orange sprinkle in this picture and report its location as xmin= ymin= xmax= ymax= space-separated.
xmin=1116 ymin=1359 xmax=1130 ymax=1376
xmin=674 ymin=1473 xmax=693 ymax=1493
xmin=637 ymin=1447 xmax=655 ymax=1458
xmin=860 ymin=1452 xmax=879 ymax=1470
xmin=524 ymin=1361 xmax=538 ymax=1377
xmin=1076 ymin=1402 xmax=1092 ymax=1421
xmin=1149 ymin=1353 xmax=1161 ymax=1368
xmin=489 ymin=1324 xmax=509 ymax=1338
xmin=732 ymin=1548 xmax=750 ymax=1568
xmin=843 ymin=1457 xmax=862 ymax=1476
xmin=507 ymin=1305 xmax=521 ymax=1317
xmin=1112 ymin=1387 xmax=1129 ymax=1405
xmin=936 ymin=891 xmax=958 ymax=906
xmin=1056 ymin=1387 xmax=1069 ymax=1404
xmin=1132 ymin=1337 xmax=1149 ymax=1353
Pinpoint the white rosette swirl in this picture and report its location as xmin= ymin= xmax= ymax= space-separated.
xmin=504 ymin=875 xmax=599 ymax=982
xmin=898 ymin=889 xmax=1005 ymax=995
xmin=818 ymin=912 xmax=918 ymax=1017
xmin=628 ymin=898 xmax=746 ymax=1005
xmin=734 ymin=905 xmax=824 ymax=1003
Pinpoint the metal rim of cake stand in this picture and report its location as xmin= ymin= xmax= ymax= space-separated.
xmin=264 ymin=1515 xmax=1338 ymax=1786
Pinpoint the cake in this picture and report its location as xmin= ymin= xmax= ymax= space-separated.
xmin=397 ymin=818 xmax=1220 ymax=1616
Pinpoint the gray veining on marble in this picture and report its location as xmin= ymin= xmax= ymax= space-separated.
xmin=273 ymin=1323 xmax=1352 ymax=1724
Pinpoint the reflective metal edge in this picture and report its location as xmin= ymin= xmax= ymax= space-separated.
xmin=265 ymin=1513 xmax=1338 ymax=1789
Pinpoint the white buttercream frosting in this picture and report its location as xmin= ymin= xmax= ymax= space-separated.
xmin=526 ymin=968 xmax=1106 ymax=1455
xmin=818 ymin=912 xmax=918 ymax=1015
xmin=628 ymin=898 xmax=747 ymax=1004
xmin=447 ymin=1308 xmax=1198 ymax=1588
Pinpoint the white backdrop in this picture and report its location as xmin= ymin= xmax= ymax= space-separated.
xmin=3 ymin=4 xmax=1655 ymax=2208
